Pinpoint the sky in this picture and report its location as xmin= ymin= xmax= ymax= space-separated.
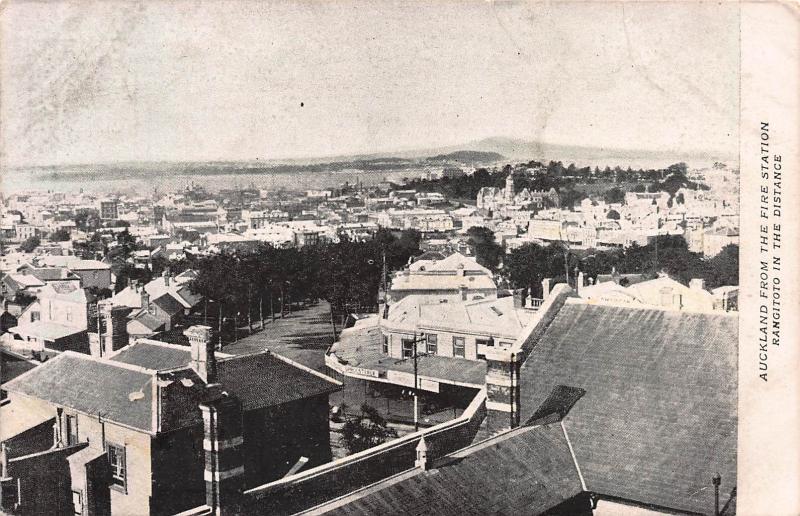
xmin=0 ymin=1 xmax=740 ymax=167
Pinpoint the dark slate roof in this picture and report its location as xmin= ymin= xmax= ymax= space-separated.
xmin=111 ymin=341 xmax=190 ymax=370
xmin=0 ymin=351 xmax=38 ymax=385
xmin=111 ymin=341 xmax=340 ymax=410
xmin=326 ymin=424 xmax=584 ymax=516
xmin=217 ymin=352 xmax=340 ymax=410
xmin=2 ymin=352 xmax=155 ymax=432
xmin=152 ymin=293 xmax=185 ymax=316
xmin=518 ymin=301 xmax=737 ymax=515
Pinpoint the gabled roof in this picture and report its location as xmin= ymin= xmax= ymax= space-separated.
xmin=518 ymin=300 xmax=737 ymax=514
xmin=322 ymin=424 xmax=584 ymax=516
xmin=111 ymin=272 xmax=201 ymax=309
xmin=4 ymin=273 xmax=45 ymax=289
xmin=2 ymin=351 xmax=155 ymax=432
xmin=127 ymin=312 xmax=165 ymax=333
xmin=152 ymin=293 xmax=185 ymax=316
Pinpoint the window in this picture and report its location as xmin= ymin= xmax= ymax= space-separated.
xmin=71 ymin=490 xmax=83 ymax=516
xmin=66 ymin=307 xmax=73 ymax=322
xmin=401 ymin=338 xmax=414 ymax=359
xmin=476 ymin=338 xmax=494 ymax=348
xmin=382 ymin=335 xmax=389 ymax=354
xmin=31 ymin=311 xmax=40 ymax=322
xmin=453 ymin=337 xmax=465 ymax=358
xmin=107 ymin=443 xmax=127 ymax=491
xmin=65 ymin=414 xmax=79 ymax=445
xmin=426 ymin=334 xmax=438 ymax=355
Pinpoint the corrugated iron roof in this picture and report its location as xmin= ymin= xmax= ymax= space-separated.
xmin=326 ymin=424 xmax=583 ymax=515
xmin=518 ymin=302 xmax=737 ymax=514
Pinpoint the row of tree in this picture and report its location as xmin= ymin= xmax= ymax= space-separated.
xmin=184 ymin=229 xmax=423 ymax=330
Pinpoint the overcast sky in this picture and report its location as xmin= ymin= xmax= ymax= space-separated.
xmin=1 ymin=1 xmax=739 ymax=167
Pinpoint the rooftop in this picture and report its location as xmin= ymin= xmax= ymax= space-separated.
xmin=386 ymin=295 xmax=534 ymax=339
xmin=518 ymin=300 xmax=737 ymax=514
xmin=3 ymin=351 xmax=156 ymax=432
xmin=317 ymin=424 xmax=584 ymax=516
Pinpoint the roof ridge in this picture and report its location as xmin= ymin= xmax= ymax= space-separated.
xmin=63 ymin=350 xmax=158 ymax=375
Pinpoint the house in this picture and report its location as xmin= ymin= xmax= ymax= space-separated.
xmin=0 ymin=274 xmax=46 ymax=300
xmin=477 ymin=175 xmax=559 ymax=212
xmin=0 ymin=326 xmax=342 ymax=516
xmin=4 ymin=282 xmax=95 ymax=355
xmin=379 ymin=293 xmax=537 ymax=361
xmin=111 ymin=270 xmax=201 ymax=314
xmin=34 ymin=257 xmax=112 ymax=290
xmin=702 ymin=226 xmax=739 ymax=257
xmin=126 ymin=290 xmax=186 ymax=339
xmin=388 ymin=252 xmax=497 ymax=304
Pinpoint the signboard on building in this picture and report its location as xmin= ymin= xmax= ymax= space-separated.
xmin=344 ymin=366 xmax=380 ymax=379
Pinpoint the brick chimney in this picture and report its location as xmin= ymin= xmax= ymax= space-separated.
xmin=484 ymin=350 xmax=520 ymax=432
xmin=185 ymin=325 xmax=216 ymax=384
xmin=200 ymin=393 xmax=245 ymax=515
xmin=513 ymin=288 xmax=525 ymax=308
xmin=141 ymin=290 xmax=150 ymax=313
xmin=91 ymin=301 xmax=130 ymax=358
xmin=163 ymin=269 xmax=170 ymax=287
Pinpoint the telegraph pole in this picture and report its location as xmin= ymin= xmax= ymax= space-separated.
xmin=410 ymin=333 xmax=428 ymax=431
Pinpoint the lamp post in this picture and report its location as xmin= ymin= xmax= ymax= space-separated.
xmin=712 ymin=473 xmax=722 ymax=516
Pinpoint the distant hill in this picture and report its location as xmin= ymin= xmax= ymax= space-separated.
xmin=8 ymin=136 xmax=736 ymax=176
xmin=425 ymin=150 xmax=504 ymax=163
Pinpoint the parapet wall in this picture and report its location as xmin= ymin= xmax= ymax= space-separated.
xmin=239 ymin=388 xmax=486 ymax=515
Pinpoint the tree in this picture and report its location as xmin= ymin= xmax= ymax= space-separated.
xmin=465 ymin=227 xmax=503 ymax=271
xmin=341 ymin=404 xmax=398 ymax=454
xmin=606 ymin=209 xmax=621 ymax=220
xmin=19 ymin=236 xmax=40 ymax=253
xmin=50 ymin=228 xmax=71 ymax=242
xmin=602 ymin=187 xmax=625 ymax=205
xmin=74 ymin=209 xmax=101 ymax=232
xmin=706 ymin=244 xmax=739 ymax=288
xmin=504 ymin=243 xmax=548 ymax=298
xmin=14 ymin=291 xmax=37 ymax=307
